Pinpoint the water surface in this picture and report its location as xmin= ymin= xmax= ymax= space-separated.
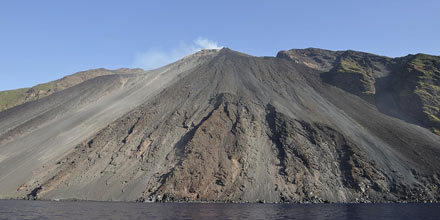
xmin=0 ymin=200 xmax=439 ymax=220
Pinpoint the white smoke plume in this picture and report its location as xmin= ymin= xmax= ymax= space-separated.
xmin=133 ymin=37 xmax=222 ymax=70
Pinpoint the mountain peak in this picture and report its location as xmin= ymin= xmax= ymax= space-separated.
xmin=217 ymin=47 xmax=252 ymax=57
xmin=0 ymin=46 xmax=439 ymax=203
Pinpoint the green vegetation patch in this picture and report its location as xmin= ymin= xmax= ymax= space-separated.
xmin=408 ymin=54 xmax=440 ymax=134
xmin=335 ymin=58 xmax=368 ymax=75
xmin=0 ymin=88 xmax=29 ymax=111
xmin=331 ymin=57 xmax=376 ymax=98
xmin=433 ymin=128 xmax=440 ymax=136
xmin=0 ymin=82 xmax=57 ymax=112
xmin=33 ymin=82 xmax=55 ymax=93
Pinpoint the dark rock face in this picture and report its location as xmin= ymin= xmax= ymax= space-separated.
xmin=1 ymin=48 xmax=440 ymax=203
xmin=278 ymin=48 xmax=440 ymax=135
xmin=390 ymin=54 xmax=440 ymax=135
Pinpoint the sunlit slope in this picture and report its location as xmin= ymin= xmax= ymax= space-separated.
xmin=0 ymin=50 xmax=219 ymax=198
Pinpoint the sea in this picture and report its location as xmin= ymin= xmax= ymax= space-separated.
xmin=0 ymin=200 xmax=439 ymax=220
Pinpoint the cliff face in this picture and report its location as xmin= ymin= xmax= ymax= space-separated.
xmin=278 ymin=49 xmax=440 ymax=135
xmin=0 ymin=48 xmax=439 ymax=203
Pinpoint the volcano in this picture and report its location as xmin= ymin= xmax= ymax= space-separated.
xmin=0 ymin=48 xmax=439 ymax=203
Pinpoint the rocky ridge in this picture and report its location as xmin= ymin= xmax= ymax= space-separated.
xmin=278 ymin=48 xmax=440 ymax=135
xmin=0 ymin=68 xmax=145 ymax=112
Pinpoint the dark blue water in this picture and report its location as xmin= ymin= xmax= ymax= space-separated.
xmin=0 ymin=200 xmax=439 ymax=220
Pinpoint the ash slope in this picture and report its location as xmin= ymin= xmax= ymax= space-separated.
xmin=2 ymin=48 xmax=440 ymax=203
xmin=0 ymin=49 xmax=219 ymax=198
xmin=0 ymin=68 xmax=145 ymax=112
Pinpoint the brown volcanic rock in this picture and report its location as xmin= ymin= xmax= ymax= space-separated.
xmin=1 ymin=48 xmax=439 ymax=203
xmin=277 ymin=48 xmax=342 ymax=71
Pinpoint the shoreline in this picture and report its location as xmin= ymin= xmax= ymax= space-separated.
xmin=0 ymin=198 xmax=438 ymax=204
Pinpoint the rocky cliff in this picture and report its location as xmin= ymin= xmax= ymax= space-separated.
xmin=0 ymin=48 xmax=439 ymax=203
xmin=278 ymin=48 xmax=440 ymax=135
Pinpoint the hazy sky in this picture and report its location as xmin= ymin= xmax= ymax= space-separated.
xmin=1 ymin=0 xmax=439 ymax=90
